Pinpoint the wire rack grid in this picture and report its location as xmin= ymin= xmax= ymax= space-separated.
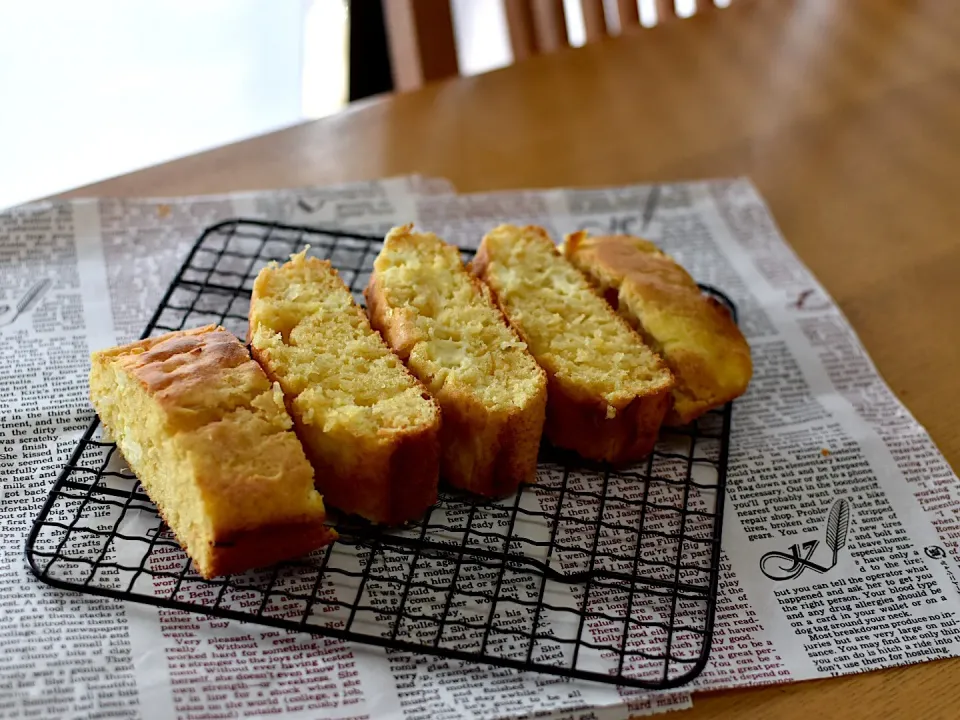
xmin=26 ymin=219 xmax=733 ymax=690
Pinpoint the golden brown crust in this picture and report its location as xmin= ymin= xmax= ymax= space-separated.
xmin=364 ymin=272 xmax=415 ymax=357
xmin=365 ymin=227 xmax=547 ymax=496
xmin=542 ymin=376 xmax=671 ymax=463
xmin=106 ymin=326 xmax=268 ymax=432
xmin=91 ymin=325 xmax=335 ymax=579
xmin=207 ymin=523 xmax=337 ymax=577
xmin=248 ymin=252 xmax=441 ymax=525
xmin=468 ymin=240 xmax=495 ymax=287
xmin=563 ymin=231 xmax=753 ymax=425
xmin=155 ymin=505 xmax=337 ymax=579
xmin=472 ymin=225 xmax=673 ymax=465
xmin=254 ymin=340 xmax=441 ymax=526
xmin=427 ymin=383 xmax=546 ymax=496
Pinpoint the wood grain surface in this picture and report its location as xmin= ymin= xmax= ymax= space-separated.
xmin=61 ymin=1 xmax=960 ymax=716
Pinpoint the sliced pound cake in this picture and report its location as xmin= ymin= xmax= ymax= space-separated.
xmin=89 ymin=325 xmax=336 ymax=579
xmin=248 ymin=250 xmax=441 ymax=525
xmin=563 ymin=231 xmax=752 ymax=425
xmin=472 ymin=225 xmax=674 ymax=464
xmin=366 ymin=225 xmax=547 ymax=497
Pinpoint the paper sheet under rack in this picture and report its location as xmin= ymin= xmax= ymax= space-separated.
xmin=2 ymin=176 xmax=959 ymax=719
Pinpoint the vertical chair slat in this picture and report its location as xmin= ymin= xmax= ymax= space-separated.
xmin=504 ymin=0 xmax=540 ymax=61
xmin=581 ymin=0 xmax=609 ymax=42
xmin=616 ymin=0 xmax=641 ymax=29
xmin=531 ymin=0 xmax=569 ymax=53
xmin=655 ymin=0 xmax=679 ymax=24
xmin=382 ymin=0 xmax=459 ymax=91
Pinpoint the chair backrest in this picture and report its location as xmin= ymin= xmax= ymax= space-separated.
xmin=383 ymin=0 xmax=729 ymax=92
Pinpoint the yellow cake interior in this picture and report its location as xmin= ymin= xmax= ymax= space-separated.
xmin=374 ymin=228 xmax=543 ymax=411
xmin=248 ymin=251 xmax=437 ymax=472
xmin=477 ymin=225 xmax=673 ymax=413
xmin=89 ymin=327 xmax=329 ymax=577
xmin=563 ymin=231 xmax=753 ymax=423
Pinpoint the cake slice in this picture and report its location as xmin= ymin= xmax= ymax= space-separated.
xmin=563 ymin=231 xmax=752 ymax=425
xmin=471 ymin=225 xmax=674 ymax=464
xmin=365 ymin=225 xmax=547 ymax=497
xmin=89 ymin=325 xmax=336 ymax=579
xmin=248 ymin=250 xmax=441 ymax=525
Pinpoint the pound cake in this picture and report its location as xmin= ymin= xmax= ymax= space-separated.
xmin=563 ymin=231 xmax=752 ymax=425
xmin=471 ymin=225 xmax=674 ymax=464
xmin=365 ymin=225 xmax=547 ymax=497
xmin=89 ymin=325 xmax=336 ymax=579
xmin=248 ymin=249 xmax=441 ymax=525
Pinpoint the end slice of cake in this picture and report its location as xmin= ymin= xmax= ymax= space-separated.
xmin=366 ymin=225 xmax=547 ymax=497
xmin=89 ymin=325 xmax=336 ymax=579
xmin=563 ymin=231 xmax=752 ymax=425
xmin=472 ymin=225 xmax=674 ymax=464
xmin=248 ymin=250 xmax=441 ymax=525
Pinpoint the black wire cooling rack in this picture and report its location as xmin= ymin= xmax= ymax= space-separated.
xmin=26 ymin=219 xmax=733 ymax=690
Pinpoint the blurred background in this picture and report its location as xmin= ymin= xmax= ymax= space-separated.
xmin=0 ymin=0 xmax=701 ymax=210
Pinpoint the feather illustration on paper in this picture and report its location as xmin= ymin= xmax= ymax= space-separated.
xmin=825 ymin=498 xmax=851 ymax=566
xmin=760 ymin=497 xmax=853 ymax=581
xmin=0 ymin=278 xmax=51 ymax=328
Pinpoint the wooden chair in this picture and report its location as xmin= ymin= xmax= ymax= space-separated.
xmin=382 ymin=0 xmax=730 ymax=92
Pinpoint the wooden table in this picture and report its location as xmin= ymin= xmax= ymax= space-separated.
xmin=62 ymin=0 xmax=960 ymax=716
